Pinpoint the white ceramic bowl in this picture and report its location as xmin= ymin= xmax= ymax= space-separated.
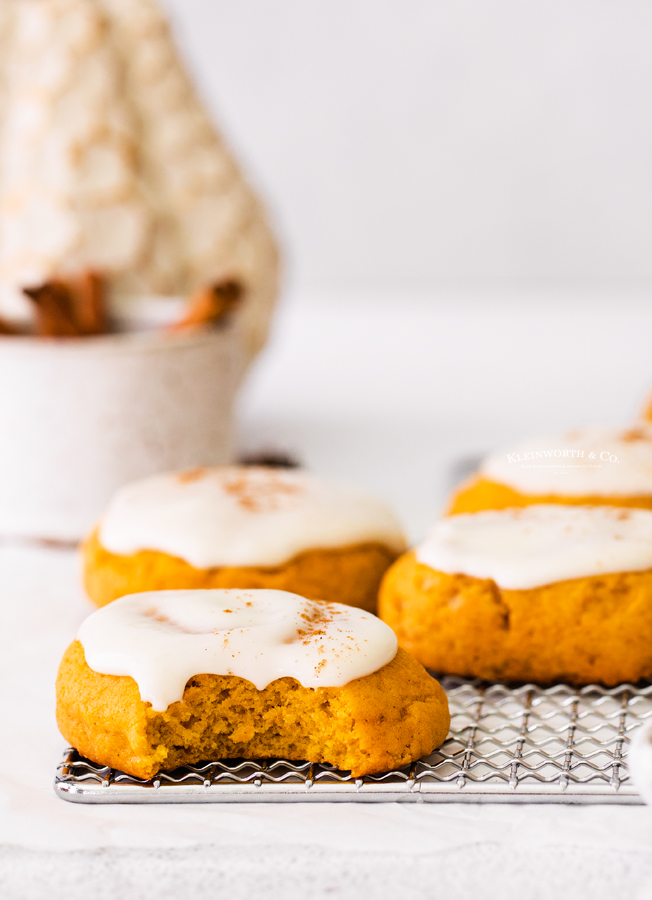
xmin=0 ymin=325 xmax=242 ymax=542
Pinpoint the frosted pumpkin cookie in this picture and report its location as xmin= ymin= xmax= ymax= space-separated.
xmin=448 ymin=426 xmax=652 ymax=515
xmin=378 ymin=504 xmax=652 ymax=685
xmin=56 ymin=589 xmax=450 ymax=779
xmin=83 ymin=466 xmax=406 ymax=611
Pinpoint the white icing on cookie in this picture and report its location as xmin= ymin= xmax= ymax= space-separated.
xmin=416 ymin=505 xmax=652 ymax=590
xmin=98 ymin=466 xmax=406 ymax=567
xmin=78 ymin=588 xmax=399 ymax=710
xmin=481 ymin=426 xmax=652 ymax=497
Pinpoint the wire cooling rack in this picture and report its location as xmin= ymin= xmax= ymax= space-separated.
xmin=54 ymin=676 xmax=652 ymax=804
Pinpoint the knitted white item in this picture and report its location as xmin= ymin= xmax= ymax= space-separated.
xmin=0 ymin=0 xmax=279 ymax=362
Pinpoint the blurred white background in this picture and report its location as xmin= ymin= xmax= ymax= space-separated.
xmin=161 ymin=0 xmax=652 ymax=535
xmin=163 ymin=0 xmax=652 ymax=293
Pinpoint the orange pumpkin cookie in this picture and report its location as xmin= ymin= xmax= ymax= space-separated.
xmin=448 ymin=474 xmax=652 ymax=515
xmin=379 ymin=505 xmax=652 ymax=685
xmin=84 ymin=466 xmax=406 ymax=611
xmin=56 ymin=590 xmax=450 ymax=779
xmin=448 ymin=426 xmax=652 ymax=515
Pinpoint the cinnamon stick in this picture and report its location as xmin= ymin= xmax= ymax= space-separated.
xmin=70 ymin=271 xmax=107 ymax=336
xmin=168 ymin=280 xmax=243 ymax=334
xmin=23 ymin=271 xmax=108 ymax=337
xmin=0 ymin=316 xmax=20 ymax=336
xmin=23 ymin=281 xmax=81 ymax=337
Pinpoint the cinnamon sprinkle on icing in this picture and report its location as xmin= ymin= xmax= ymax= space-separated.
xmin=220 ymin=469 xmax=303 ymax=513
xmin=78 ymin=589 xmax=398 ymax=710
xmin=99 ymin=466 xmax=406 ymax=568
xmin=620 ymin=428 xmax=650 ymax=443
xmin=177 ymin=468 xmax=207 ymax=484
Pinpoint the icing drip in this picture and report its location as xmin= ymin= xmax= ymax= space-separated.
xmin=98 ymin=466 xmax=406 ymax=567
xmin=77 ymin=588 xmax=399 ymax=710
xmin=416 ymin=505 xmax=652 ymax=589
xmin=481 ymin=426 xmax=652 ymax=496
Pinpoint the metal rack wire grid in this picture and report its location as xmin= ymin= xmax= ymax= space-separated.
xmin=55 ymin=675 xmax=652 ymax=804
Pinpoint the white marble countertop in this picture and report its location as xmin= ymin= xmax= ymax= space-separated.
xmin=3 ymin=291 xmax=652 ymax=899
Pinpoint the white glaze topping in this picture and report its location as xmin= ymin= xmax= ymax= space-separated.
xmin=77 ymin=588 xmax=399 ymax=710
xmin=98 ymin=466 xmax=406 ymax=567
xmin=481 ymin=426 xmax=652 ymax=497
xmin=416 ymin=505 xmax=652 ymax=590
